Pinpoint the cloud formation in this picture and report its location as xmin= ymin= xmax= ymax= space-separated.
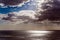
xmin=37 ymin=0 xmax=60 ymax=21
xmin=0 ymin=0 xmax=30 ymax=7
xmin=1 ymin=0 xmax=60 ymax=24
xmin=0 ymin=0 xmax=28 ymax=5
xmin=1 ymin=10 xmax=38 ymax=24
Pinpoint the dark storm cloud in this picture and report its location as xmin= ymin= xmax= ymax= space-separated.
xmin=38 ymin=0 xmax=60 ymax=21
xmin=0 ymin=0 xmax=27 ymax=5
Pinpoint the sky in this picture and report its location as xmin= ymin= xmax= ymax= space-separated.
xmin=0 ymin=0 xmax=55 ymax=25
xmin=0 ymin=0 xmax=39 ymax=25
xmin=0 ymin=0 xmax=37 ymax=14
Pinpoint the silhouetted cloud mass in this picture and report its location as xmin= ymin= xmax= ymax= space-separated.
xmin=0 ymin=0 xmax=28 ymax=5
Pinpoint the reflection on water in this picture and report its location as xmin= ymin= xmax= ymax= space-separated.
xmin=0 ymin=31 xmax=59 ymax=40
xmin=0 ymin=31 xmax=53 ymax=40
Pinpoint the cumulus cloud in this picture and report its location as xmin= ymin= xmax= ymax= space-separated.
xmin=0 ymin=0 xmax=50 ymax=24
xmin=0 ymin=0 xmax=28 ymax=5
xmin=0 ymin=3 xmax=4 ymax=6
xmin=36 ymin=0 xmax=60 ymax=21
xmin=0 ymin=14 xmax=8 ymax=20
xmin=36 ymin=0 xmax=60 ymax=13
xmin=1 ymin=0 xmax=60 ymax=24
xmin=1 ymin=10 xmax=38 ymax=24
xmin=0 ymin=0 xmax=30 ymax=7
xmin=35 ymin=0 xmax=53 ymax=12
xmin=0 ymin=0 xmax=39 ymax=24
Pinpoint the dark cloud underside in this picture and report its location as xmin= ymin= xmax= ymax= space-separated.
xmin=0 ymin=0 xmax=27 ymax=5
